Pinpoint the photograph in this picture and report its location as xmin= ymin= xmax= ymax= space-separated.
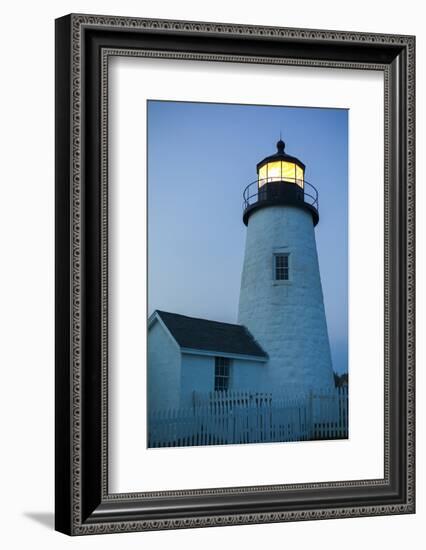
xmin=52 ymin=11 xmax=415 ymax=536
xmin=0 ymin=0 xmax=419 ymax=544
xmin=147 ymin=100 xmax=349 ymax=448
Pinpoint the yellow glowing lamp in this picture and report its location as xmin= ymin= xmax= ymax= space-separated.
xmin=257 ymin=140 xmax=305 ymax=189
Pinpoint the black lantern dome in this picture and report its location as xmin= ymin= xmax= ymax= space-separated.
xmin=242 ymin=140 xmax=319 ymax=226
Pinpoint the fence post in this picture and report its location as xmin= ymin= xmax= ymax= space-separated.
xmin=308 ymin=389 xmax=314 ymax=439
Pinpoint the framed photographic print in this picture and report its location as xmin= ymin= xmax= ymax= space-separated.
xmin=145 ymin=100 xmax=349 ymax=451
xmin=55 ymin=14 xmax=415 ymax=535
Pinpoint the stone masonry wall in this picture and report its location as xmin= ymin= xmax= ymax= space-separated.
xmin=238 ymin=205 xmax=335 ymax=395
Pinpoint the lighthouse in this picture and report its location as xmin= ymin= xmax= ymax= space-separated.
xmin=238 ymin=139 xmax=335 ymax=395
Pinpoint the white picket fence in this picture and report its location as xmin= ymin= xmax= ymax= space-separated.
xmin=148 ymin=387 xmax=348 ymax=448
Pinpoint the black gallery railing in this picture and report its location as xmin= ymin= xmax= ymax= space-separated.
xmin=243 ymin=177 xmax=319 ymax=213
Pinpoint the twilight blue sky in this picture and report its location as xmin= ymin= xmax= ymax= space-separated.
xmin=147 ymin=101 xmax=348 ymax=374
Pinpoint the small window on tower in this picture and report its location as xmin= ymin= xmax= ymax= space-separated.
xmin=274 ymin=253 xmax=290 ymax=281
xmin=214 ymin=357 xmax=231 ymax=391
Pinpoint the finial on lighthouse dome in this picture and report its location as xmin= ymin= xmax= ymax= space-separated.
xmin=276 ymin=139 xmax=285 ymax=153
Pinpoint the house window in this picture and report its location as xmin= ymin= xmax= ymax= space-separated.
xmin=214 ymin=357 xmax=231 ymax=391
xmin=274 ymin=253 xmax=289 ymax=281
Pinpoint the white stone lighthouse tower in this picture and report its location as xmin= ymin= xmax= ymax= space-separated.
xmin=238 ymin=139 xmax=335 ymax=395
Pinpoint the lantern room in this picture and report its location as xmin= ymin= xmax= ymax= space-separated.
xmin=242 ymin=139 xmax=319 ymax=227
xmin=257 ymin=139 xmax=305 ymax=188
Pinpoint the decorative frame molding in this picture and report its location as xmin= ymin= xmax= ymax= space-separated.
xmin=55 ymin=14 xmax=415 ymax=535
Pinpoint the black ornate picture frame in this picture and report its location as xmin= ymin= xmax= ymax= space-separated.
xmin=55 ymin=14 xmax=415 ymax=535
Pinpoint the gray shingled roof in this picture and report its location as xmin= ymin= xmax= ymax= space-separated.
xmin=155 ymin=310 xmax=268 ymax=359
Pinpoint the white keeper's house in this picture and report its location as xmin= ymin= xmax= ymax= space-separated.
xmin=148 ymin=139 xmax=335 ymax=414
